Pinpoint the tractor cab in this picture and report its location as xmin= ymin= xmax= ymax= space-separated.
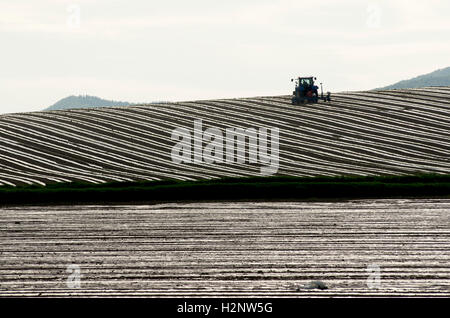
xmin=291 ymin=76 xmax=331 ymax=105
xmin=299 ymin=77 xmax=314 ymax=87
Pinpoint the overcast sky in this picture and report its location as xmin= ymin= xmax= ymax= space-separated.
xmin=1 ymin=0 xmax=449 ymax=114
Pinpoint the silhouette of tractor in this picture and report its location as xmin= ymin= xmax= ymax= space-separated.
xmin=291 ymin=76 xmax=331 ymax=105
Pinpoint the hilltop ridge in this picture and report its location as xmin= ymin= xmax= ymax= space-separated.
xmin=45 ymin=95 xmax=132 ymax=111
xmin=377 ymin=67 xmax=450 ymax=90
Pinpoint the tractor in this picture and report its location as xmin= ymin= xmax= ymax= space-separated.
xmin=291 ymin=76 xmax=331 ymax=105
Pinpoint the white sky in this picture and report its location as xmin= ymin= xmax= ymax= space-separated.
xmin=0 ymin=0 xmax=449 ymax=114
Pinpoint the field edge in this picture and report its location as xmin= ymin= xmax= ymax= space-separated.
xmin=2 ymin=173 xmax=450 ymax=206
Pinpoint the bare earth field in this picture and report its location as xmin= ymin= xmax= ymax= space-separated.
xmin=1 ymin=199 xmax=449 ymax=297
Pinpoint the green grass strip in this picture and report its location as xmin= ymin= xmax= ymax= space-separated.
xmin=1 ymin=173 xmax=450 ymax=205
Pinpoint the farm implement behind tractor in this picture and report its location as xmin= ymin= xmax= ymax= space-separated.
xmin=291 ymin=76 xmax=331 ymax=105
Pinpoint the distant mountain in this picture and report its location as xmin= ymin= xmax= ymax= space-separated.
xmin=377 ymin=67 xmax=450 ymax=90
xmin=45 ymin=95 xmax=132 ymax=111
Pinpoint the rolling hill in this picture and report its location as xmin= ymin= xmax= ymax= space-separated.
xmin=377 ymin=67 xmax=450 ymax=90
xmin=1 ymin=87 xmax=450 ymax=186
xmin=45 ymin=95 xmax=132 ymax=111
